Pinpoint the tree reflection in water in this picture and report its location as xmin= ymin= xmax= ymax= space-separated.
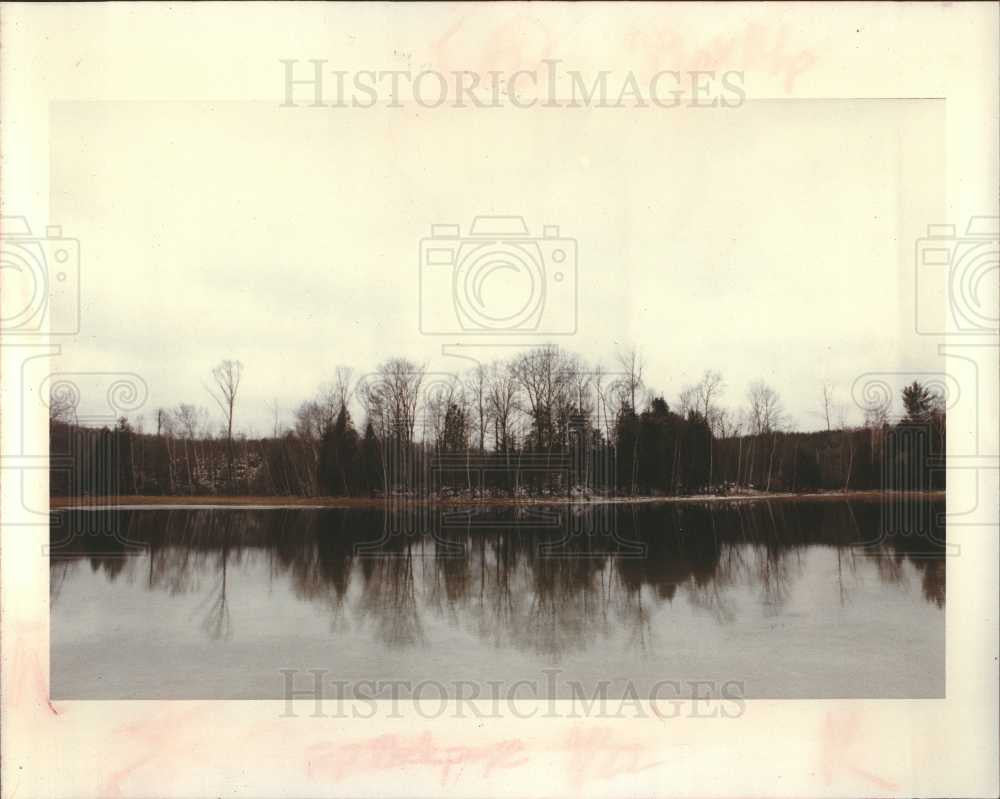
xmin=50 ymin=500 xmax=946 ymax=656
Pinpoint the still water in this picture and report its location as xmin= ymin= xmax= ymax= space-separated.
xmin=50 ymin=499 xmax=945 ymax=699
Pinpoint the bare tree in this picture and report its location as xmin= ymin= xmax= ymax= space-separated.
xmin=562 ymin=352 xmax=594 ymax=417
xmin=423 ymin=377 xmax=462 ymax=449
xmin=49 ymin=395 xmax=78 ymax=424
xmin=511 ymin=345 xmax=571 ymax=450
xmin=293 ymin=399 xmax=325 ymax=441
xmin=819 ymin=382 xmax=835 ymax=431
xmin=677 ymin=385 xmax=698 ymax=418
xmin=384 ymin=358 xmax=425 ymax=447
xmin=359 ymin=358 xmax=426 ymax=491
xmin=206 ymin=359 xmax=244 ymax=488
xmin=860 ymin=397 xmax=887 ymax=430
xmin=746 ymin=380 xmax=786 ymax=435
xmin=692 ymin=370 xmax=725 ymax=487
xmin=333 ymin=366 xmax=355 ymax=412
xmin=465 ymin=362 xmax=489 ymax=453
xmin=486 ymin=360 xmax=520 ymax=451
xmin=314 ymin=383 xmax=340 ymax=429
xmin=155 ymin=408 xmax=174 ymax=437
xmin=294 ymin=368 xmax=354 ymax=443
xmin=612 ymin=346 xmax=645 ymax=494
xmin=746 ymin=380 xmax=787 ymax=492
xmin=836 ymin=403 xmax=854 ymax=430
xmin=167 ymin=402 xmax=208 ymax=492
xmin=695 ymin=370 xmax=725 ymax=426
xmin=593 ymin=363 xmax=619 ymax=446
xmin=615 ymin=345 xmax=644 ymax=411
xmin=265 ymin=398 xmax=281 ymax=438
xmin=172 ymin=403 xmax=209 ymax=439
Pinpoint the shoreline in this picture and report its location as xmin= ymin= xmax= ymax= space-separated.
xmin=49 ymin=489 xmax=945 ymax=511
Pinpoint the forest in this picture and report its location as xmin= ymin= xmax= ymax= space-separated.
xmin=49 ymin=345 xmax=946 ymax=499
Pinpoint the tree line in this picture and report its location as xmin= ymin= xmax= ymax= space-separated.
xmin=49 ymin=348 xmax=945 ymax=498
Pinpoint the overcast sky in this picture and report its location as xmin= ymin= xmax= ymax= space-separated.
xmin=50 ymin=98 xmax=944 ymax=435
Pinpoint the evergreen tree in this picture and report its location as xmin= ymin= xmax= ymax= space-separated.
xmin=615 ymin=404 xmax=640 ymax=494
xmin=637 ymin=397 xmax=673 ymax=494
xmin=683 ymin=410 xmax=712 ymax=491
xmin=317 ymin=423 xmax=337 ymax=495
xmin=332 ymin=405 xmax=359 ymax=495
xmin=902 ymin=381 xmax=934 ymax=423
xmin=358 ymin=421 xmax=382 ymax=496
xmin=318 ymin=405 xmax=359 ymax=496
xmin=439 ymin=401 xmax=469 ymax=453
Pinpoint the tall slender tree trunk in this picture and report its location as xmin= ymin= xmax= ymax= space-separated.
xmin=226 ymin=408 xmax=234 ymax=489
xmin=765 ymin=434 xmax=776 ymax=492
xmin=843 ymin=433 xmax=854 ymax=493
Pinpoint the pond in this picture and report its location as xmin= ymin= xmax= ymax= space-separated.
xmin=50 ymin=498 xmax=945 ymax=700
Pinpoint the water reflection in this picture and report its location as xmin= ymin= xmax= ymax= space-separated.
xmin=51 ymin=501 xmax=945 ymax=659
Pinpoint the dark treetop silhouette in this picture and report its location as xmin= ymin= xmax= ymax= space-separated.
xmin=49 ymin=347 xmax=945 ymax=500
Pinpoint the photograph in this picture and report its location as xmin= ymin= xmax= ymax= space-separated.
xmin=1 ymin=3 xmax=997 ymax=798
xmin=43 ymin=98 xmax=949 ymax=702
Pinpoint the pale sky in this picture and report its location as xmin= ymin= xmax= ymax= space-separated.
xmin=51 ymin=98 xmax=945 ymax=435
